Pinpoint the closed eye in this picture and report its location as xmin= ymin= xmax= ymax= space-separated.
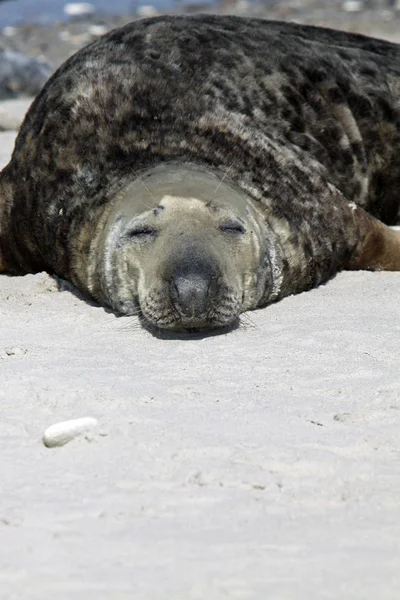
xmin=219 ymin=220 xmax=246 ymax=235
xmin=126 ymin=226 xmax=157 ymax=239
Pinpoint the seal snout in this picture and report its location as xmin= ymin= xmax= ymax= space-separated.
xmin=170 ymin=271 xmax=218 ymax=318
xmin=168 ymin=246 xmax=219 ymax=321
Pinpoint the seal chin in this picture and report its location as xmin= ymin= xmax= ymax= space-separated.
xmin=142 ymin=311 xmax=238 ymax=332
xmin=141 ymin=310 xmax=240 ymax=332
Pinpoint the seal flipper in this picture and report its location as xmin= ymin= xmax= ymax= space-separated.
xmin=349 ymin=207 xmax=400 ymax=271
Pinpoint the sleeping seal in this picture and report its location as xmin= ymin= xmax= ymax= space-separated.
xmin=0 ymin=15 xmax=399 ymax=331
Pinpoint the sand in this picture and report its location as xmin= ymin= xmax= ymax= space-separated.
xmin=0 ymin=116 xmax=399 ymax=597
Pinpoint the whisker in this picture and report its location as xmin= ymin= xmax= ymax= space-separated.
xmin=118 ymin=317 xmax=142 ymax=331
xmin=113 ymin=305 xmax=143 ymax=328
xmin=130 ymin=168 xmax=158 ymax=204
xmin=240 ymin=312 xmax=258 ymax=330
xmin=208 ymin=164 xmax=233 ymax=203
xmin=121 ymin=309 xmax=142 ymax=319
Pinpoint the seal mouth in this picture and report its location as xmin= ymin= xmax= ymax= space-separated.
xmin=137 ymin=310 xmax=241 ymax=338
xmin=142 ymin=305 xmax=242 ymax=332
xmin=139 ymin=309 xmax=240 ymax=334
xmin=141 ymin=304 xmax=237 ymax=332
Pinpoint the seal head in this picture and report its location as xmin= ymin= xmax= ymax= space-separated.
xmin=95 ymin=163 xmax=282 ymax=331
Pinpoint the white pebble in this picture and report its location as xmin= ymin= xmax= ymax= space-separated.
xmin=2 ymin=26 xmax=17 ymax=37
xmin=43 ymin=417 xmax=98 ymax=448
xmin=136 ymin=5 xmax=159 ymax=18
xmin=342 ymin=0 xmax=363 ymax=12
xmin=88 ymin=24 xmax=107 ymax=37
xmin=235 ymin=0 xmax=250 ymax=12
xmin=59 ymin=30 xmax=72 ymax=42
xmin=64 ymin=2 xmax=95 ymax=17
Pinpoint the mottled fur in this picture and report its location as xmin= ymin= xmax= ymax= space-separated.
xmin=0 ymin=15 xmax=399 ymax=329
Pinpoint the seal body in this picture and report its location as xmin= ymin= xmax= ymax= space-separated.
xmin=0 ymin=15 xmax=399 ymax=330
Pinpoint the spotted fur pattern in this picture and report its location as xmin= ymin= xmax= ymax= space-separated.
xmin=0 ymin=15 xmax=399 ymax=310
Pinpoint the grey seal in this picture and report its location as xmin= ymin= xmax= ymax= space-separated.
xmin=0 ymin=15 xmax=399 ymax=331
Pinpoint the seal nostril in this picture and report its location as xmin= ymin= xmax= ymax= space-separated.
xmin=170 ymin=274 xmax=215 ymax=317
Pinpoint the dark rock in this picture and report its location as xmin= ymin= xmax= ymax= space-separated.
xmin=0 ymin=47 xmax=52 ymax=99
